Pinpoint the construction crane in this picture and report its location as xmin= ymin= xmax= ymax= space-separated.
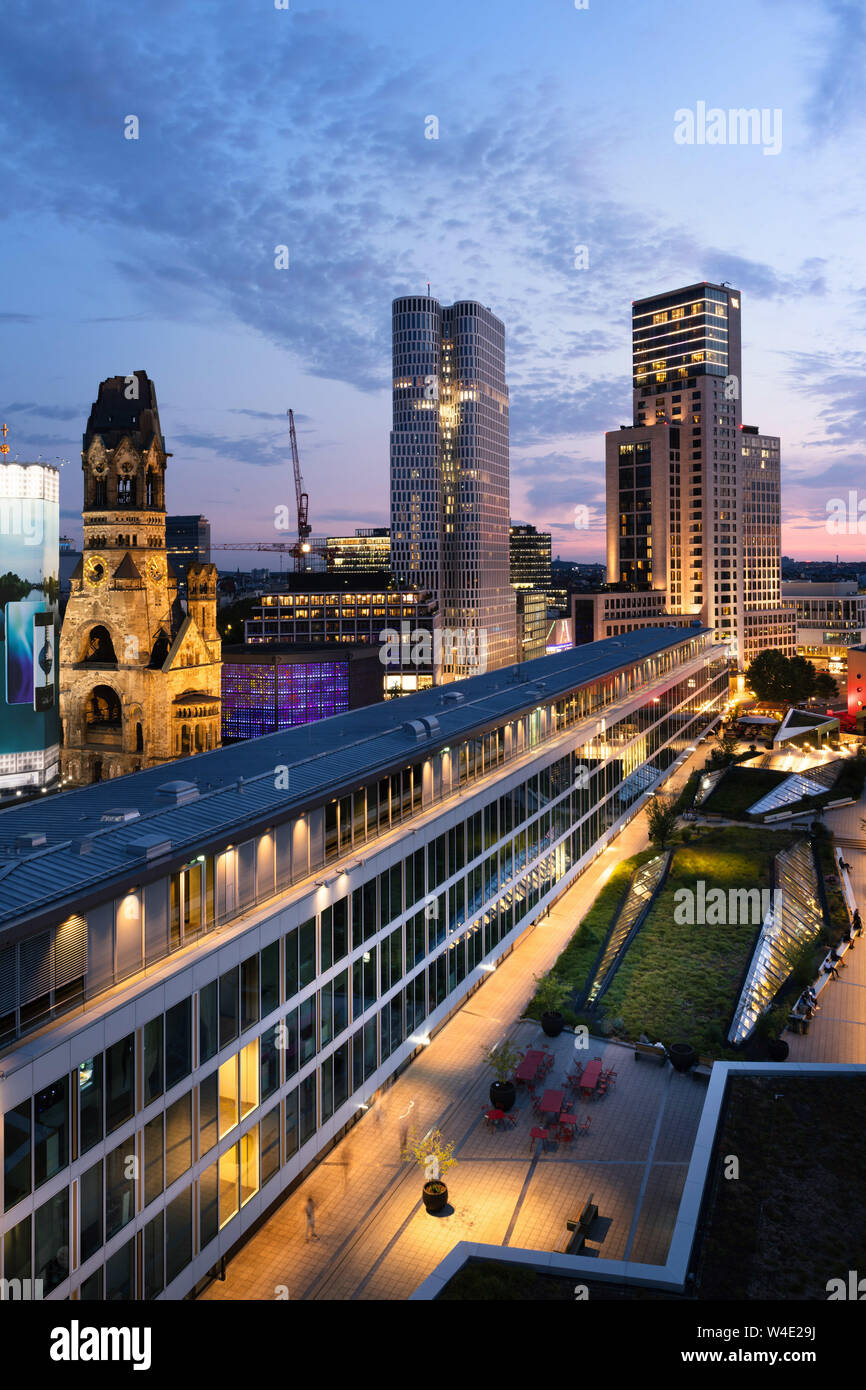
xmin=287 ymin=407 xmax=312 ymax=572
xmin=210 ymin=409 xmax=333 ymax=571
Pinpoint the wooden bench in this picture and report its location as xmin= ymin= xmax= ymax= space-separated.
xmin=692 ymin=1055 xmax=713 ymax=1081
xmin=566 ymin=1195 xmax=598 ymax=1233
xmin=634 ymin=1042 xmax=667 ymax=1065
xmin=557 ymin=1193 xmax=598 ymax=1253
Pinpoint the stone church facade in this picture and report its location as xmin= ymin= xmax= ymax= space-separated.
xmin=60 ymin=372 xmax=221 ymax=784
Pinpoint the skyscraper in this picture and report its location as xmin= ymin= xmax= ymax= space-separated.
xmin=390 ymin=295 xmax=517 ymax=678
xmin=605 ymin=282 xmax=794 ymax=667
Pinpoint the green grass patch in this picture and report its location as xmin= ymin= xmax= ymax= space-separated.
xmin=700 ymin=767 xmax=787 ymax=819
xmin=523 ymin=847 xmax=660 ymax=1027
xmin=600 ymin=828 xmax=794 ymax=1054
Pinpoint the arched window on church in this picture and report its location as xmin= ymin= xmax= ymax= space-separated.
xmin=117 ymin=476 xmax=134 ymax=505
xmin=93 ymin=478 xmax=107 ymax=507
xmin=135 ymin=722 xmax=144 ymax=752
xmin=181 ymin=725 xmax=191 ymax=755
xmin=82 ymin=625 xmax=118 ymax=665
xmin=145 ymin=472 xmax=156 ymax=506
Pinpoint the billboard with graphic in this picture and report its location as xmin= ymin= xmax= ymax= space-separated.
xmin=0 ymin=463 xmax=61 ymax=791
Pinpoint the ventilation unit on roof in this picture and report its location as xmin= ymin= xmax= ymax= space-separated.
xmin=15 ymin=830 xmax=46 ymax=853
xmin=402 ymin=720 xmax=428 ymax=742
xmin=100 ymin=808 xmax=141 ymax=824
xmin=126 ymin=833 xmax=172 ymax=861
xmin=441 ymin=691 xmax=465 ymax=704
xmin=420 ymin=715 xmax=440 ymax=737
xmin=155 ymin=780 xmax=199 ymax=806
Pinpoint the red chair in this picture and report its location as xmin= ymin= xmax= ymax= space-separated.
xmin=579 ymin=1116 xmax=592 ymax=1135
xmin=557 ymin=1123 xmax=574 ymax=1144
xmin=529 ymin=1126 xmax=547 ymax=1151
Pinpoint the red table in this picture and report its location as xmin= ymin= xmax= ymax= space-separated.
xmin=558 ymin=1112 xmax=578 ymax=1126
xmin=486 ymin=1108 xmax=505 ymax=1127
xmin=579 ymin=1061 xmax=603 ymax=1095
xmin=515 ymin=1058 xmax=540 ymax=1082
xmin=540 ymin=1089 xmax=564 ymax=1115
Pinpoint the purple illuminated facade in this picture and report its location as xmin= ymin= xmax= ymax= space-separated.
xmin=221 ymin=646 xmax=383 ymax=741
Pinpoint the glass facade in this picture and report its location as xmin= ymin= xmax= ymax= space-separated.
xmin=0 ymin=635 xmax=727 ymax=1299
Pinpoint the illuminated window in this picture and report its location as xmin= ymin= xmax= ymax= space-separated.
xmin=218 ymin=1057 xmax=239 ymax=1137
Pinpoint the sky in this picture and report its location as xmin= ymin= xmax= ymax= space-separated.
xmin=1 ymin=0 xmax=865 ymax=565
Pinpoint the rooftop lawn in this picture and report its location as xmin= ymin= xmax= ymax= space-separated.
xmin=530 ymin=828 xmax=801 ymax=1056
xmin=695 ymin=1076 xmax=866 ymax=1299
xmin=699 ymin=767 xmax=787 ymax=819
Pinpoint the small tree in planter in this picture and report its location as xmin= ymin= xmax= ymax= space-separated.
xmin=533 ymin=969 xmax=570 ymax=1037
xmin=403 ymin=1128 xmax=457 ymax=1214
xmin=480 ymin=1039 xmax=523 ymax=1111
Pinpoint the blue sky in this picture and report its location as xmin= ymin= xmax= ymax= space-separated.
xmin=1 ymin=0 xmax=865 ymax=563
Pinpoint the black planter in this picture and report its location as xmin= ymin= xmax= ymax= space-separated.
xmin=541 ymin=1011 xmax=564 ymax=1038
xmin=422 ymin=1181 xmax=448 ymax=1214
xmin=767 ymin=1039 xmax=789 ymax=1062
xmin=490 ymin=1080 xmax=516 ymax=1112
xmin=669 ymin=1042 xmax=696 ymax=1074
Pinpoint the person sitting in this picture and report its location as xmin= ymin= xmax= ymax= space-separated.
xmin=823 ymin=956 xmax=840 ymax=980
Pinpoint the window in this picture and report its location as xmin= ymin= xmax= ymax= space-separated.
xmin=34 ymin=1077 xmax=67 ymax=1188
xmin=218 ymin=1145 xmax=240 ymax=1228
xmin=35 ymin=1190 xmax=68 ymax=1293
xmin=80 ymin=1159 xmax=102 ymax=1263
xmin=165 ymin=1093 xmax=192 ymax=1186
xmin=219 ymin=1057 xmax=239 ymax=1137
xmin=143 ymin=1018 xmax=164 ymax=1104
xmin=3 ymin=1101 xmax=31 ymax=1210
xmin=165 ymin=1188 xmax=192 ymax=1286
xmin=240 ymin=1039 xmax=259 ymax=1119
xmin=261 ymin=942 xmax=280 ymax=1016
xmin=143 ymin=1212 xmax=165 ymax=1300
xmin=200 ymin=1161 xmax=219 ymax=1249
xmin=199 ymin=1071 xmax=218 ymax=1157
xmin=260 ymin=1025 xmax=279 ymax=1100
xmin=241 ymin=955 xmax=259 ymax=1031
xmin=165 ymin=998 xmax=191 ymax=1089
xmin=261 ymin=1107 xmax=280 ymax=1186
xmin=106 ymin=1035 xmax=134 ymax=1133
xmin=78 ymin=1055 xmax=103 ymax=1154
xmin=219 ymin=968 xmax=239 ymax=1047
xmin=240 ymin=1129 xmax=259 ymax=1206
xmin=106 ymin=1139 xmax=135 ymax=1238
xmin=144 ymin=1114 xmax=164 ymax=1206
xmin=199 ymin=980 xmax=218 ymax=1064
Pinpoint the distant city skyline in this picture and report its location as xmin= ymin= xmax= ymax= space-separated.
xmin=1 ymin=0 xmax=865 ymax=563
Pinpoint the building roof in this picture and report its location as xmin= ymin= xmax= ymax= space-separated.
xmin=0 ymin=627 xmax=710 ymax=932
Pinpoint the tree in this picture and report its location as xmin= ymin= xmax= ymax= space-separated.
xmin=814 ymin=671 xmax=838 ymax=700
xmin=646 ymin=791 xmax=678 ymax=848
xmin=480 ymin=1039 xmax=523 ymax=1082
xmin=532 ymin=969 xmax=570 ymax=1015
xmin=788 ymin=655 xmax=818 ymax=705
xmin=746 ymin=649 xmax=819 ymax=705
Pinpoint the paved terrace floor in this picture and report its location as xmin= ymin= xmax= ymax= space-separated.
xmin=787 ymin=790 xmax=866 ymax=1064
xmin=201 ymin=747 xmax=709 ymax=1302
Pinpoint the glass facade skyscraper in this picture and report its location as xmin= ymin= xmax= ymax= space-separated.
xmin=390 ymin=296 xmax=517 ymax=679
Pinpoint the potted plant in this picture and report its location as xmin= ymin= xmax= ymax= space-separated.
xmin=669 ymin=1042 xmax=696 ymax=1073
xmin=533 ymin=969 xmax=570 ymax=1037
xmin=402 ymin=1128 xmax=457 ymax=1214
xmin=480 ymin=1039 xmax=523 ymax=1112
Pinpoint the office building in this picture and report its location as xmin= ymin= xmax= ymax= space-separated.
xmin=0 ymin=626 xmax=727 ymax=1300
xmin=166 ymin=516 xmax=212 ymax=598
xmin=221 ymin=645 xmax=383 ymax=741
xmin=606 ymin=282 xmax=795 ymax=668
xmin=781 ymin=581 xmax=866 ymax=676
xmin=0 ymin=460 xmax=61 ymax=795
xmin=327 ymin=528 xmax=391 ymax=574
xmin=390 ymin=295 xmax=517 ymax=679
xmin=510 ymin=524 xmax=552 ymax=593
xmin=515 ymin=591 xmax=547 ymax=662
